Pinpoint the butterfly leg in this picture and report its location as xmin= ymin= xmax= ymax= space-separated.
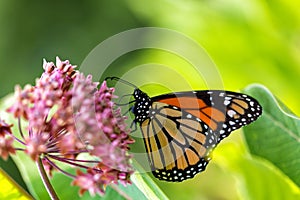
xmin=121 ymin=105 xmax=135 ymax=117
xmin=130 ymin=121 xmax=137 ymax=132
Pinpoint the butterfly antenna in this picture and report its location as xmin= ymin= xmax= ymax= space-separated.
xmin=105 ymin=77 xmax=138 ymax=89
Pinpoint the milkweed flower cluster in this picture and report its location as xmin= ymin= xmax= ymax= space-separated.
xmin=1 ymin=57 xmax=134 ymax=197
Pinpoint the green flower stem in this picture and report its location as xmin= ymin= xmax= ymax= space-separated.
xmin=36 ymin=157 xmax=59 ymax=200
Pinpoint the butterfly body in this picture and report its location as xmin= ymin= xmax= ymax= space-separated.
xmin=106 ymin=77 xmax=262 ymax=182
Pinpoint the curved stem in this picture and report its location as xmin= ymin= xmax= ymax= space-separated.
xmin=44 ymin=156 xmax=76 ymax=179
xmin=36 ymin=157 xmax=59 ymax=200
xmin=17 ymin=117 xmax=25 ymax=139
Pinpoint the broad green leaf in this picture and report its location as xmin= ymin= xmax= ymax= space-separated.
xmin=0 ymin=156 xmax=29 ymax=193
xmin=243 ymin=84 xmax=300 ymax=187
xmin=214 ymin=138 xmax=300 ymax=200
xmin=0 ymin=169 xmax=32 ymax=200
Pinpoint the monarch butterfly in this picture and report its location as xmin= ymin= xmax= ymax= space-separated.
xmin=106 ymin=77 xmax=262 ymax=182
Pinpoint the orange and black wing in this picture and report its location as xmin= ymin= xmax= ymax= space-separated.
xmin=152 ymin=90 xmax=262 ymax=141
xmin=135 ymin=89 xmax=262 ymax=182
xmin=139 ymin=101 xmax=217 ymax=182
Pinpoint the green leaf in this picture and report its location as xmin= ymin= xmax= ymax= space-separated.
xmin=243 ymin=84 xmax=300 ymax=187
xmin=0 ymin=169 xmax=32 ymax=200
xmin=0 ymin=156 xmax=29 ymax=193
xmin=214 ymin=139 xmax=300 ymax=200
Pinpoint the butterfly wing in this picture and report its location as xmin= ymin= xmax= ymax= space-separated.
xmin=152 ymin=90 xmax=262 ymax=141
xmin=137 ymin=90 xmax=262 ymax=182
xmin=139 ymin=102 xmax=217 ymax=182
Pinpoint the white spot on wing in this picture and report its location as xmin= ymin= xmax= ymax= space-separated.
xmin=224 ymin=100 xmax=231 ymax=105
xmin=227 ymin=110 xmax=236 ymax=117
xmin=229 ymin=121 xmax=235 ymax=125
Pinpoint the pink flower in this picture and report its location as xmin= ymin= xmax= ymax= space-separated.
xmin=3 ymin=57 xmax=134 ymax=197
xmin=72 ymin=169 xmax=106 ymax=196
xmin=0 ymin=136 xmax=15 ymax=160
xmin=0 ymin=119 xmax=13 ymax=137
xmin=0 ymin=119 xmax=15 ymax=160
xmin=25 ymin=132 xmax=48 ymax=160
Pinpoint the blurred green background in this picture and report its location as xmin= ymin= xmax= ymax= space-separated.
xmin=0 ymin=0 xmax=300 ymax=199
